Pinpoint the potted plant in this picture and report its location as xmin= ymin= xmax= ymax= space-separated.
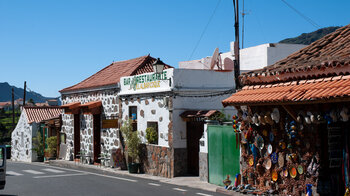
xmin=145 ymin=127 xmax=158 ymax=145
xmin=121 ymin=119 xmax=141 ymax=173
xmin=32 ymin=132 xmax=44 ymax=162
xmin=45 ymin=136 xmax=57 ymax=160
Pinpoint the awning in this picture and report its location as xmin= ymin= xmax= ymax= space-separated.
xmin=222 ymin=75 xmax=350 ymax=107
xmin=180 ymin=110 xmax=220 ymax=121
xmin=80 ymin=101 xmax=102 ymax=114
xmin=61 ymin=102 xmax=81 ymax=114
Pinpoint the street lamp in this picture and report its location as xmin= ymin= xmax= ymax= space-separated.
xmin=153 ymin=58 xmax=165 ymax=74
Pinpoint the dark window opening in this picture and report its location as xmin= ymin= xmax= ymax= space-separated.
xmin=129 ymin=106 xmax=137 ymax=131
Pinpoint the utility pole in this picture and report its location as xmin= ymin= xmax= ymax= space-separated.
xmin=233 ymin=0 xmax=241 ymax=89
xmin=23 ymin=81 xmax=26 ymax=107
xmin=12 ymin=88 xmax=15 ymax=129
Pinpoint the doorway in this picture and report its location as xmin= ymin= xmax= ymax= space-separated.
xmin=186 ymin=121 xmax=204 ymax=175
xmin=73 ymin=114 xmax=80 ymax=159
xmin=93 ymin=114 xmax=101 ymax=163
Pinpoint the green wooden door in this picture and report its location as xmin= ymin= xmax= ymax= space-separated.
xmin=208 ymin=125 xmax=240 ymax=186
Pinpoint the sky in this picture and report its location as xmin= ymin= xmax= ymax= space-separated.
xmin=0 ymin=0 xmax=349 ymax=98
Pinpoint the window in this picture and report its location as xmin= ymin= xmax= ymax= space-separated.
xmin=129 ymin=106 xmax=137 ymax=131
xmin=60 ymin=133 xmax=66 ymax=144
xmin=21 ymin=132 xmax=24 ymax=148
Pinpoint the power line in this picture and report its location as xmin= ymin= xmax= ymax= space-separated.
xmin=280 ymin=0 xmax=320 ymax=29
xmin=188 ymin=0 xmax=222 ymax=61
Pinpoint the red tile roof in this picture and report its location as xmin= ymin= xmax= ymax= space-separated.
xmin=24 ymin=106 xmax=62 ymax=124
xmin=60 ymin=55 xmax=172 ymax=93
xmin=180 ymin=110 xmax=220 ymax=118
xmin=222 ymin=75 xmax=350 ymax=106
xmin=241 ymin=24 xmax=350 ymax=85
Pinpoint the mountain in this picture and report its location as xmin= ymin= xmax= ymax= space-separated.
xmin=279 ymin=26 xmax=341 ymax=45
xmin=0 ymin=82 xmax=57 ymax=103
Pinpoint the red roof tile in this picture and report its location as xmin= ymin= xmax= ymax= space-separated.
xmin=241 ymin=24 xmax=350 ymax=85
xmin=24 ymin=106 xmax=62 ymax=124
xmin=222 ymin=75 xmax=350 ymax=106
xmin=60 ymin=55 xmax=172 ymax=93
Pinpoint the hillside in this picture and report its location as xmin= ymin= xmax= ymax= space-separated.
xmin=0 ymin=82 xmax=55 ymax=103
xmin=279 ymin=26 xmax=340 ymax=45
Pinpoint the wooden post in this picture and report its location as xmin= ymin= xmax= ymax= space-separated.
xmin=23 ymin=81 xmax=26 ymax=106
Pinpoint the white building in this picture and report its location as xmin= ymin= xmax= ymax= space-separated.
xmin=119 ymin=68 xmax=235 ymax=177
xmin=11 ymin=106 xmax=62 ymax=162
xmin=179 ymin=43 xmax=307 ymax=71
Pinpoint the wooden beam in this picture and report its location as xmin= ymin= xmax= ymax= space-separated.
xmin=282 ymin=105 xmax=297 ymax=122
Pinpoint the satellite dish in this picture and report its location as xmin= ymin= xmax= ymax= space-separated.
xmin=210 ymin=48 xmax=219 ymax=70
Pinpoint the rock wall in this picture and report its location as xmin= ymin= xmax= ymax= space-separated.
xmin=140 ymin=144 xmax=172 ymax=178
xmin=61 ymin=89 xmax=119 ymax=160
xmin=11 ymin=112 xmax=36 ymax=162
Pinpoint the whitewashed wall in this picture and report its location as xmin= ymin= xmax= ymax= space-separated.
xmin=121 ymin=97 xmax=170 ymax=147
xmin=61 ymin=89 xmax=119 ymax=160
xmin=11 ymin=111 xmax=38 ymax=162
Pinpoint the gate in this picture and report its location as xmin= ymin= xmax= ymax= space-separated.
xmin=208 ymin=124 xmax=240 ymax=186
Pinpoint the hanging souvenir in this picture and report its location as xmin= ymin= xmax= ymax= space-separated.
xmin=255 ymin=135 xmax=264 ymax=150
xmin=269 ymin=132 xmax=274 ymax=142
xmin=310 ymin=113 xmax=317 ymax=124
xmin=252 ymin=113 xmax=259 ymax=126
xmin=262 ymin=129 xmax=268 ymax=137
xmin=265 ymin=159 xmax=272 ymax=170
xmin=271 ymin=108 xmax=280 ymax=123
xmin=340 ymin=107 xmax=349 ymax=122
xmin=234 ymin=174 xmax=241 ymax=187
xmin=248 ymin=156 xmax=254 ymax=167
xmin=324 ymin=113 xmax=333 ymax=125
xmin=296 ymin=111 xmax=304 ymax=123
xmin=271 ymin=169 xmax=278 ymax=181
xmin=278 ymin=153 xmax=284 ymax=168
xmin=258 ymin=114 xmax=266 ymax=125
xmin=279 ymin=141 xmax=286 ymax=149
xmin=245 ymin=127 xmax=253 ymax=141
xmin=330 ymin=110 xmax=338 ymax=122
xmin=232 ymin=115 xmax=240 ymax=132
xmin=265 ymin=112 xmax=274 ymax=125
xmin=283 ymin=167 xmax=288 ymax=177
xmin=267 ymin=144 xmax=273 ymax=154
xmin=289 ymin=166 xmax=297 ymax=178
xmin=297 ymin=165 xmax=304 ymax=175
xmin=271 ymin=152 xmax=278 ymax=164
xmin=306 ymin=184 xmax=313 ymax=196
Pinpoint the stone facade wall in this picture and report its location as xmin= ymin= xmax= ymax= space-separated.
xmin=140 ymin=144 xmax=172 ymax=178
xmin=199 ymin=152 xmax=208 ymax=181
xmin=11 ymin=112 xmax=37 ymax=162
xmin=61 ymin=89 xmax=119 ymax=160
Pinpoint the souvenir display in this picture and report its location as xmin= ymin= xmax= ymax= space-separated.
xmin=271 ymin=152 xmax=278 ymax=164
xmin=262 ymin=129 xmax=268 ymax=137
xmin=223 ymin=175 xmax=232 ymax=188
xmin=271 ymin=169 xmax=278 ymax=181
xmin=258 ymin=114 xmax=266 ymax=125
xmin=289 ymin=167 xmax=297 ymax=178
xmin=340 ymin=107 xmax=349 ymax=122
xmin=265 ymin=112 xmax=274 ymax=125
xmin=267 ymin=144 xmax=273 ymax=154
xmin=297 ymin=165 xmax=304 ymax=175
xmin=279 ymin=141 xmax=286 ymax=149
xmin=271 ymin=108 xmax=280 ymax=123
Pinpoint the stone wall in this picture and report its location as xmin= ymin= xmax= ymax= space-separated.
xmin=199 ymin=152 xmax=208 ymax=181
xmin=61 ymin=89 xmax=119 ymax=160
xmin=140 ymin=144 xmax=172 ymax=178
xmin=11 ymin=112 xmax=36 ymax=162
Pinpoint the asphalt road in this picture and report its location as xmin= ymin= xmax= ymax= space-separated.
xmin=1 ymin=161 xmax=225 ymax=196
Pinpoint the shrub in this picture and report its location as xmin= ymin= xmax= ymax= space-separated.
xmin=32 ymin=132 xmax=44 ymax=158
xmin=46 ymin=136 xmax=57 ymax=157
xmin=145 ymin=127 xmax=158 ymax=144
xmin=121 ymin=119 xmax=141 ymax=163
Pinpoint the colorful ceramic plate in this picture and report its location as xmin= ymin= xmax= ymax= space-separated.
xmin=271 ymin=169 xmax=278 ymax=181
xmin=265 ymin=159 xmax=272 ymax=170
xmin=297 ymin=165 xmax=304 ymax=175
xmin=267 ymin=144 xmax=273 ymax=154
xmin=248 ymin=156 xmax=254 ymax=167
xmin=290 ymin=167 xmax=297 ymax=178
xmin=279 ymin=141 xmax=286 ymax=150
xmin=278 ymin=153 xmax=284 ymax=168
xmin=271 ymin=152 xmax=278 ymax=164
xmin=283 ymin=167 xmax=288 ymax=177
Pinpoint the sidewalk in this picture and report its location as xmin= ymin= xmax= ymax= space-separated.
xmin=48 ymin=160 xmax=238 ymax=195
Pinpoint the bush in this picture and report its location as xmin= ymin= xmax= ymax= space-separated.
xmin=145 ymin=127 xmax=158 ymax=144
xmin=46 ymin=136 xmax=57 ymax=157
xmin=32 ymin=132 xmax=44 ymax=158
